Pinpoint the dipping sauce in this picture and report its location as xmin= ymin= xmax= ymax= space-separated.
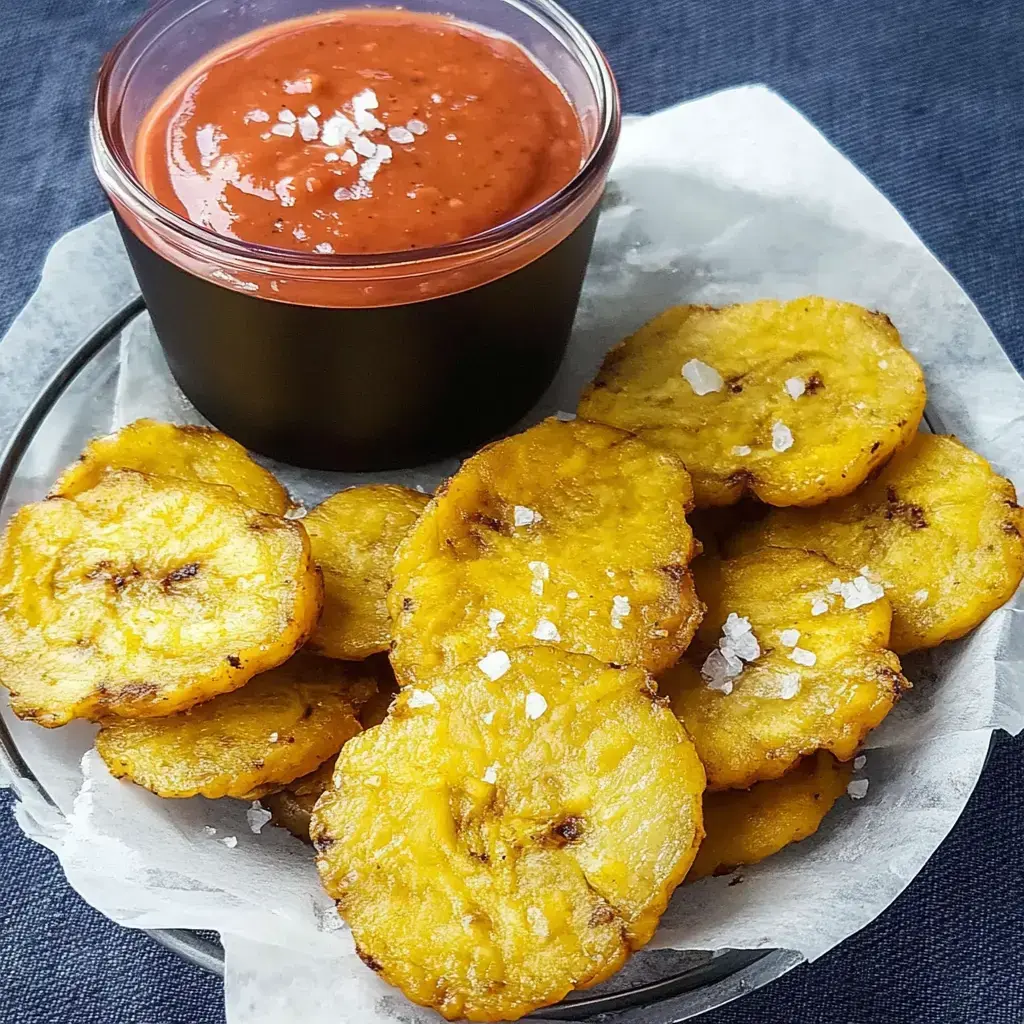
xmin=135 ymin=10 xmax=586 ymax=255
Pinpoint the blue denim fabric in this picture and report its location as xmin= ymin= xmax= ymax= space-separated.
xmin=1 ymin=1 xmax=1022 ymax=1022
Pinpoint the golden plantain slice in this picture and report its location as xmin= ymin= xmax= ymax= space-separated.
xmin=52 ymin=418 xmax=291 ymax=515
xmin=312 ymin=647 xmax=705 ymax=1022
xmin=578 ymin=297 xmax=926 ymax=508
xmin=265 ymin=759 xmax=336 ymax=841
xmin=660 ymin=548 xmax=907 ymax=790
xmin=728 ymin=433 xmax=1024 ymax=653
xmin=0 ymin=471 xmax=322 ymax=726
xmin=686 ymin=751 xmax=852 ymax=882
xmin=389 ymin=417 xmax=702 ymax=686
xmin=304 ymin=485 xmax=430 ymax=660
xmin=95 ymin=654 xmax=373 ymax=799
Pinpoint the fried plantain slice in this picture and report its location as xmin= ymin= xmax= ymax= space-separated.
xmin=578 ymin=297 xmax=926 ymax=508
xmin=0 ymin=471 xmax=322 ymax=726
xmin=312 ymin=647 xmax=705 ymax=1022
xmin=686 ymin=751 xmax=852 ymax=882
xmin=304 ymin=485 xmax=430 ymax=660
xmin=52 ymin=418 xmax=291 ymax=515
xmin=728 ymin=433 xmax=1024 ymax=653
xmin=265 ymin=759 xmax=336 ymax=841
xmin=95 ymin=654 xmax=373 ymax=799
xmin=389 ymin=418 xmax=702 ymax=686
xmin=660 ymin=548 xmax=907 ymax=790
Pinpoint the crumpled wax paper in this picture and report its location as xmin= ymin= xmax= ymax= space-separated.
xmin=2 ymin=85 xmax=1023 ymax=1023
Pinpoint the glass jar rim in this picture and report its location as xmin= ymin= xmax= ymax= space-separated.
xmin=92 ymin=0 xmax=621 ymax=272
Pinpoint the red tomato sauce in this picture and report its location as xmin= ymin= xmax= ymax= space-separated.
xmin=135 ymin=11 xmax=585 ymax=256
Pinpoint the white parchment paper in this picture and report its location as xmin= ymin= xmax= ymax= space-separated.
xmin=2 ymin=86 xmax=1023 ymax=1022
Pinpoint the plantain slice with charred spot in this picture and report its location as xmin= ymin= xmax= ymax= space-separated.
xmin=727 ymin=433 xmax=1024 ymax=653
xmin=95 ymin=654 xmax=374 ymax=799
xmin=660 ymin=549 xmax=907 ymax=791
xmin=0 ymin=471 xmax=322 ymax=726
xmin=389 ymin=417 xmax=703 ymax=687
xmin=578 ymin=297 xmax=926 ymax=508
xmin=686 ymin=751 xmax=852 ymax=882
xmin=52 ymin=418 xmax=291 ymax=515
xmin=311 ymin=647 xmax=706 ymax=1023
xmin=304 ymin=485 xmax=430 ymax=660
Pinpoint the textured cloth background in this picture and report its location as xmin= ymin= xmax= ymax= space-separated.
xmin=1 ymin=1 xmax=1022 ymax=1021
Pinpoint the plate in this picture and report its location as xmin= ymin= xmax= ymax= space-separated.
xmin=0 ymin=297 xmax=804 ymax=1023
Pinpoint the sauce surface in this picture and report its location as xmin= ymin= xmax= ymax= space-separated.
xmin=135 ymin=11 xmax=585 ymax=256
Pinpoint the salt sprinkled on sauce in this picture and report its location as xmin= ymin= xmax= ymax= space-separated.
xmin=681 ymin=359 xmax=724 ymax=395
xmin=478 ymin=650 xmax=511 ymax=681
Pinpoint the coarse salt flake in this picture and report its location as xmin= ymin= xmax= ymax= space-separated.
xmin=789 ymin=646 xmax=817 ymax=667
xmin=478 ymin=650 xmax=511 ymax=681
xmin=828 ymin=578 xmax=844 ymax=595
xmin=611 ymin=595 xmax=631 ymax=630
xmin=515 ymin=505 xmax=542 ymax=527
xmin=532 ymin=618 xmax=560 ymax=642
xmin=914 ymin=589 xmax=930 ymax=603
xmin=245 ymin=109 xmax=270 ymax=123
xmin=733 ymin=445 xmax=752 ymax=456
xmin=247 ymin=801 xmax=272 ymax=834
xmin=878 ymin=359 xmax=889 ymax=369
xmin=275 ymin=177 xmax=296 ymax=206
xmin=445 ymin=132 xmax=458 ymax=141
xmin=701 ymin=648 xmax=742 ymax=693
xmin=839 ymin=575 xmax=885 ymax=609
xmin=567 ymin=590 xmax=579 ymax=599
xmin=778 ymin=673 xmax=801 ymax=699
xmin=847 ymin=779 xmax=869 ymax=799
xmin=352 ymin=87 xmax=379 ymax=110
xmin=320 ymin=113 xmax=355 ymax=147
xmin=525 ymin=691 xmax=548 ymax=719
xmin=482 ymin=765 xmax=498 ymax=785
xmin=811 ymin=597 xmax=830 ymax=616
xmin=526 ymin=906 xmax=549 ymax=938
xmin=431 ymin=92 xmax=443 ymax=103
xmin=270 ymin=122 xmax=296 ymax=137
xmin=324 ymin=151 xmax=340 ymax=162
xmin=681 ymin=358 xmax=723 ymax=395
xmin=297 ymin=114 xmax=319 ymax=141
xmin=407 ymin=688 xmax=437 ymax=708
xmin=529 ymin=560 xmax=549 ymax=596
xmin=351 ymin=134 xmax=377 ymax=158
xmin=481 ymin=710 xmax=495 ymax=725
xmin=486 ymin=609 xmax=505 ymax=637
xmin=388 ymin=125 xmax=416 ymax=144
xmin=407 ymin=118 xmax=428 ymax=135
xmin=772 ymin=422 xmax=794 ymax=452
xmin=854 ymin=755 xmax=867 ymax=769
xmin=283 ymin=78 xmax=312 ymax=94
xmin=314 ymin=242 xmax=335 ymax=254
xmin=278 ymin=108 xmax=297 ymax=122
xmin=307 ymin=103 xmax=321 ymax=117
xmin=221 ymin=836 xmax=238 ymax=849
xmin=203 ymin=826 xmax=217 ymax=836
xmin=340 ymin=149 xmax=358 ymax=166
xmin=784 ymin=377 xmax=806 ymax=399
xmin=268 ymin=732 xmax=279 ymax=743
xmin=779 ymin=628 xmax=800 ymax=647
